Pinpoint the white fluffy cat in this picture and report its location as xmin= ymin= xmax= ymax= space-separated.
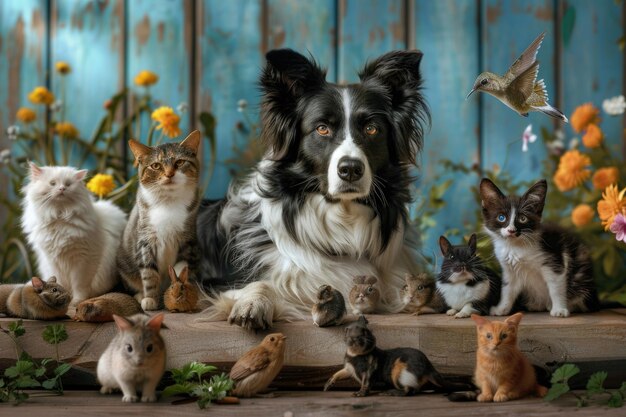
xmin=21 ymin=163 xmax=127 ymax=304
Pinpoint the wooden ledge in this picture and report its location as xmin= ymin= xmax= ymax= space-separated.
xmin=1 ymin=309 xmax=625 ymax=388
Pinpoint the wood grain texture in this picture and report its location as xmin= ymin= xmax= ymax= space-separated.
xmin=1 ymin=310 xmax=624 ymax=388
xmin=9 ymin=389 xmax=626 ymax=417
xmin=480 ymin=0 xmax=557 ymax=184
xmin=195 ymin=0 xmax=263 ymax=199
xmin=412 ymin=0 xmax=481 ymax=252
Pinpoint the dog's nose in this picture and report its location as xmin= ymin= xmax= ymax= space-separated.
xmin=337 ymin=157 xmax=364 ymax=182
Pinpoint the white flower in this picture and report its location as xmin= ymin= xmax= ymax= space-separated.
xmin=6 ymin=125 xmax=19 ymax=141
xmin=0 ymin=149 xmax=11 ymax=164
xmin=177 ymin=102 xmax=189 ymax=113
xmin=602 ymin=95 xmax=626 ymax=116
xmin=568 ymin=138 xmax=579 ymax=149
xmin=50 ymin=99 xmax=63 ymax=112
xmin=521 ymin=124 xmax=537 ymax=152
xmin=237 ymin=99 xmax=248 ymax=112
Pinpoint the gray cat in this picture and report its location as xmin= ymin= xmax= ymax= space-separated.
xmin=117 ymin=131 xmax=201 ymax=311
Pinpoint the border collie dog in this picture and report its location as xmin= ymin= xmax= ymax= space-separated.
xmin=197 ymin=49 xmax=429 ymax=329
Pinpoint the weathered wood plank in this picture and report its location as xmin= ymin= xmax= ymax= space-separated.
xmin=560 ymin=0 xmax=624 ymax=152
xmin=127 ymin=0 xmax=193 ymax=136
xmin=195 ymin=0 xmax=263 ymax=199
xmin=412 ymin=0 xmax=481 ymax=251
xmin=267 ymin=0 xmax=337 ymax=82
xmin=338 ymin=0 xmax=406 ymax=83
xmin=50 ymin=0 xmax=124 ymax=153
xmin=480 ymin=0 xmax=557 ymax=183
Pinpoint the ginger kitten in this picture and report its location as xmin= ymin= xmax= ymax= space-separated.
xmin=471 ymin=313 xmax=547 ymax=402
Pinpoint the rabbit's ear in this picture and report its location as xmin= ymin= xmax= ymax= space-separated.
xmin=353 ymin=275 xmax=366 ymax=284
xmin=178 ymin=266 xmax=189 ymax=283
xmin=365 ymin=276 xmax=378 ymax=285
xmin=167 ymin=265 xmax=178 ymax=283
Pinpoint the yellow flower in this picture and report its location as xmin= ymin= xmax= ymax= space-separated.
xmin=597 ymin=184 xmax=626 ymax=231
xmin=570 ymin=103 xmax=601 ymax=133
xmin=552 ymin=149 xmax=591 ymax=192
xmin=582 ymin=123 xmax=603 ymax=148
xmin=55 ymin=61 xmax=71 ymax=75
xmin=55 ymin=122 xmax=79 ymax=138
xmin=28 ymin=86 xmax=55 ymax=105
xmin=151 ymin=106 xmax=181 ymax=138
xmin=592 ymin=167 xmax=619 ymax=190
xmin=86 ymin=174 xmax=116 ymax=198
xmin=16 ymin=107 xmax=36 ymax=123
xmin=134 ymin=70 xmax=159 ymax=87
xmin=571 ymin=204 xmax=595 ymax=227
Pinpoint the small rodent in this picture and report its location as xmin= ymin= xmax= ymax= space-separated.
xmin=312 ymin=284 xmax=346 ymax=327
xmin=349 ymin=275 xmax=380 ymax=315
xmin=324 ymin=315 xmax=471 ymax=397
xmin=74 ymin=292 xmax=144 ymax=322
xmin=401 ymin=273 xmax=446 ymax=315
xmin=163 ymin=265 xmax=199 ymax=313
xmin=0 ymin=276 xmax=70 ymax=320
xmin=97 ymin=313 xmax=166 ymax=403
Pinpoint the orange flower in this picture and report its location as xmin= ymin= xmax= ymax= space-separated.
xmin=592 ymin=167 xmax=619 ymax=190
xmin=16 ymin=107 xmax=36 ymax=123
xmin=571 ymin=204 xmax=595 ymax=227
xmin=28 ymin=86 xmax=55 ymax=105
xmin=151 ymin=106 xmax=181 ymax=138
xmin=570 ymin=103 xmax=601 ymax=133
xmin=582 ymin=124 xmax=603 ymax=148
xmin=552 ymin=149 xmax=591 ymax=192
xmin=597 ymin=184 xmax=626 ymax=231
xmin=55 ymin=121 xmax=79 ymax=138
xmin=134 ymin=70 xmax=159 ymax=87
xmin=55 ymin=61 xmax=71 ymax=75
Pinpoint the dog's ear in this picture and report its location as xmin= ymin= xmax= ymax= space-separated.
xmin=260 ymin=49 xmax=327 ymax=161
xmin=359 ymin=50 xmax=430 ymax=165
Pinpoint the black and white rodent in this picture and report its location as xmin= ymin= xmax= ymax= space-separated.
xmin=349 ymin=275 xmax=380 ymax=315
xmin=312 ymin=284 xmax=346 ymax=327
xmin=401 ymin=273 xmax=446 ymax=315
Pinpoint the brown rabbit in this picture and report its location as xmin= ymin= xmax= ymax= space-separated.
xmin=74 ymin=292 xmax=143 ymax=322
xmin=349 ymin=275 xmax=380 ymax=315
xmin=401 ymin=273 xmax=447 ymax=315
xmin=164 ymin=265 xmax=199 ymax=312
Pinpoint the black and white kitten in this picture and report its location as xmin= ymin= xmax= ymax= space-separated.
xmin=479 ymin=178 xmax=599 ymax=317
xmin=437 ymin=234 xmax=501 ymax=318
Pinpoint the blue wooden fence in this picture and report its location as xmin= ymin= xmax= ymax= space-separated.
xmin=1 ymin=0 xmax=624 ymax=256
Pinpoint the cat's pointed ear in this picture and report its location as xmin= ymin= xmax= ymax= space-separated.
xmin=167 ymin=265 xmax=178 ymax=284
xmin=178 ymin=266 xmax=189 ymax=283
xmin=521 ymin=179 xmax=547 ymax=215
xmin=113 ymin=314 xmax=133 ymax=331
xmin=180 ymin=130 xmax=201 ymax=154
xmin=31 ymin=277 xmax=44 ymax=292
xmin=479 ymin=178 xmax=505 ymax=207
xmin=365 ymin=276 xmax=378 ymax=285
xmin=468 ymin=234 xmax=477 ymax=254
xmin=128 ymin=139 xmax=152 ymax=162
xmin=28 ymin=161 xmax=43 ymax=179
xmin=74 ymin=169 xmax=88 ymax=181
xmin=439 ymin=235 xmax=452 ymax=256
xmin=504 ymin=312 xmax=523 ymax=327
xmin=471 ymin=314 xmax=489 ymax=327
xmin=48 ymin=276 xmax=57 ymax=283
xmin=147 ymin=312 xmax=165 ymax=331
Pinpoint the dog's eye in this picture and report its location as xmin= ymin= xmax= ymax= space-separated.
xmin=316 ymin=125 xmax=330 ymax=136
xmin=151 ymin=162 xmax=162 ymax=170
xmin=365 ymin=125 xmax=378 ymax=135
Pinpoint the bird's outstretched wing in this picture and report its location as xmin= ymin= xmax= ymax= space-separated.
xmin=230 ymin=348 xmax=271 ymax=381
xmin=505 ymin=32 xmax=545 ymax=80
xmin=509 ymin=61 xmax=540 ymax=101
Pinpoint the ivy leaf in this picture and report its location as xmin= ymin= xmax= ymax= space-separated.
xmin=586 ymin=371 xmax=608 ymax=394
xmin=608 ymin=392 xmax=624 ymax=408
xmin=544 ymin=383 xmax=570 ymax=401
xmin=42 ymin=324 xmax=68 ymax=345
xmin=550 ymin=364 xmax=580 ymax=384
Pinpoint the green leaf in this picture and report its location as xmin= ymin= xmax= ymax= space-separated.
xmin=161 ymin=383 xmax=193 ymax=398
xmin=8 ymin=320 xmax=25 ymax=338
xmin=550 ymin=364 xmax=580 ymax=384
xmin=41 ymin=379 xmax=58 ymax=390
xmin=544 ymin=383 xmax=570 ymax=402
xmin=586 ymin=371 xmax=608 ymax=394
xmin=54 ymin=363 xmax=72 ymax=377
xmin=619 ymin=382 xmax=626 ymax=395
xmin=34 ymin=367 xmax=46 ymax=378
xmin=576 ymin=396 xmax=587 ymax=407
xmin=4 ymin=360 xmax=35 ymax=378
xmin=42 ymin=324 xmax=68 ymax=345
xmin=15 ymin=376 xmax=40 ymax=388
xmin=608 ymin=392 xmax=624 ymax=408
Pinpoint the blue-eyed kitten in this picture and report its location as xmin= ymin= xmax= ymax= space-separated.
xmin=479 ymin=178 xmax=599 ymax=317
xmin=437 ymin=234 xmax=501 ymax=318
xmin=117 ymin=131 xmax=201 ymax=311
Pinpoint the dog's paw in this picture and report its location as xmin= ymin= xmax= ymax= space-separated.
xmin=228 ymin=296 xmax=274 ymax=330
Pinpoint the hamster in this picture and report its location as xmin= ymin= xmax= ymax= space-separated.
xmin=163 ymin=265 xmax=199 ymax=313
xmin=74 ymin=292 xmax=143 ymax=322
xmin=349 ymin=275 xmax=380 ymax=315
xmin=401 ymin=273 xmax=447 ymax=315
xmin=0 ymin=276 xmax=70 ymax=320
xmin=97 ymin=313 xmax=166 ymax=403
xmin=312 ymin=284 xmax=346 ymax=327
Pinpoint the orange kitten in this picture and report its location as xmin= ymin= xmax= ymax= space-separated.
xmin=471 ymin=313 xmax=547 ymax=402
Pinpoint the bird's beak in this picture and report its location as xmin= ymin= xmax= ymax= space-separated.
xmin=466 ymin=88 xmax=477 ymax=100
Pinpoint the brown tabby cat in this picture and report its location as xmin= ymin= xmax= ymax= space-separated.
xmin=117 ymin=131 xmax=201 ymax=311
xmin=471 ymin=313 xmax=547 ymax=402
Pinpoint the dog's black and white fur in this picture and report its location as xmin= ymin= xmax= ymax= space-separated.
xmin=197 ymin=49 xmax=429 ymax=329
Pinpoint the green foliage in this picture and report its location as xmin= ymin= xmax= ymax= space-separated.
xmin=545 ymin=364 xmax=626 ymax=407
xmin=162 ymin=362 xmax=235 ymax=409
xmin=0 ymin=322 xmax=71 ymax=404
